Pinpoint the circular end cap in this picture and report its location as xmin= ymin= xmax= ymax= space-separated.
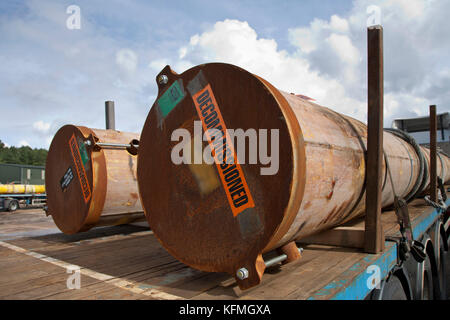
xmin=138 ymin=63 xmax=303 ymax=274
xmin=45 ymin=125 xmax=106 ymax=234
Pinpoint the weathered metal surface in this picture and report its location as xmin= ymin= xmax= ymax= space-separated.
xmin=137 ymin=64 xmax=301 ymax=289
xmin=273 ymin=95 xmax=423 ymax=244
xmin=137 ymin=62 xmax=450 ymax=289
xmin=275 ymin=241 xmax=302 ymax=264
xmin=418 ymin=146 xmax=450 ymax=192
xmin=46 ymin=125 xmax=144 ymax=234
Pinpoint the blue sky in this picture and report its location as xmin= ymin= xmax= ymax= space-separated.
xmin=0 ymin=0 xmax=449 ymax=148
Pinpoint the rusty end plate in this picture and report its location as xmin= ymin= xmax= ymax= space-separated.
xmin=45 ymin=125 xmax=107 ymax=234
xmin=137 ymin=63 xmax=303 ymax=289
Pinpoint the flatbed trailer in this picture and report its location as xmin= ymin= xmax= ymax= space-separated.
xmin=0 ymin=189 xmax=448 ymax=300
xmin=0 ymin=193 xmax=46 ymax=212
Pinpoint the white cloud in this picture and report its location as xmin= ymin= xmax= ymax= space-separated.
xmin=288 ymin=28 xmax=316 ymax=54
xmin=2 ymin=0 xmax=450 ymax=150
xmin=178 ymin=47 xmax=187 ymax=59
xmin=288 ymin=18 xmax=329 ymax=54
xmin=116 ymin=49 xmax=138 ymax=74
xmin=178 ymin=19 xmax=366 ymax=121
xmin=326 ymin=33 xmax=359 ymax=65
xmin=287 ymin=0 xmax=450 ymax=125
xmin=0 ymin=1 xmax=158 ymax=148
xmin=32 ymin=120 xmax=51 ymax=133
xmin=176 ymin=0 xmax=450 ymax=126
xmin=393 ymin=0 xmax=426 ymax=20
xmin=149 ymin=58 xmax=170 ymax=72
xmin=30 ymin=120 xmax=57 ymax=149
xmin=18 ymin=140 xmax=30 ymax=147
xmin=330 ymin=15 xmax=349 ymax=33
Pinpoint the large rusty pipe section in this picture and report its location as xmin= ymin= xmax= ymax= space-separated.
xmin=136 ymin=63 xmax=450 ymax=289
xmin=420 ymin=145 xmax=450 ymax=192
xmin=46 ymin=125 xmax=144 ymax=234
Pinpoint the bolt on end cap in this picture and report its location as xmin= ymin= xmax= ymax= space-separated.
xmin=157 ymin=74 xmax=168 ymax=85
xmin=236 ymin=268 xmax=249 ymax=280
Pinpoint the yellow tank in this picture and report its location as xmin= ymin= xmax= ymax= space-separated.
xmin=0 ymin=184 xmax=46 ymax=194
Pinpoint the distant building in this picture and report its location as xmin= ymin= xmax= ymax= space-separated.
xmin=392 ymin=112 xmax=450 ymax=155
xmin=0 ymin=163 xmax=45 ymax=185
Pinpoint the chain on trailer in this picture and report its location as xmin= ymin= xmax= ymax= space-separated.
xmin=424 ymin=176 xmax=448 ymax=211
xmin=383 ymin=150 xmax=427 ymax=263
xmin=382 ymin=129 xmax=450 ymax=264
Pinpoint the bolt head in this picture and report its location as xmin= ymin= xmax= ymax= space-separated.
xmin=157 ymin=74 xmax=168 ymax=85
xmin=236 ymin=268 xmax=249 ymax=280
xmin=85 ymin=140 xmax=92 ymax=146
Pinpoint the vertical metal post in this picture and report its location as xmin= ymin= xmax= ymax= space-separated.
xmin=105 ymin=101 xmax=115 ymax=130
xmin=430 ymin=105 xmax=437 ymax=203
xmin=365 ymin=25 xmax=385 ymax=253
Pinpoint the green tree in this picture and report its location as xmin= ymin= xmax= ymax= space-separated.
xmin=0 ymin=139 xmax=48 ymax=166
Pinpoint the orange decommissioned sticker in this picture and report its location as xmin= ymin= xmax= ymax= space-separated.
xmin=191 ymin=83 xmax=255 ymax=217
xmin=69 ymin=134 xmax=91 ymax=203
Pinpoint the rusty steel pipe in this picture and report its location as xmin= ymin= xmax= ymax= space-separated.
xmin=46 ymin=125 xmax=144 ymax=234
xmin=420 ymin=145 xmax=450 ymax=192
xmin=136 ymin=63 xmax=450 ymax=289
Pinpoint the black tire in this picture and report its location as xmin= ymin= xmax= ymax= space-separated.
xmin=7 ymin=200 xmax=19 ymax=212
xmin=447 ymin=254 xmax=450 ymax=300
xmin=439 ymin=241 xmax=447 ymax=300
xmin=381 ymin=275 xmax=407 ymax=300
xmin=445 ymin=237 xmax=450 ymax=300
xmin=422 ymin=254 xmax=434 ymax=300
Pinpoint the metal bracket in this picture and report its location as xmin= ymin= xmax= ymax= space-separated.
xmin=265 ymin=247 xmax=303 ymax=268
xmin=93 ymin=140 xmax=139 ymax=155
xmin=386 ymin=236 xmax=426 ymax=264
xmin=234 ymin=242 xmax=303 ymax=290
xmin=393 ymin=196 xmax=413 ymax=243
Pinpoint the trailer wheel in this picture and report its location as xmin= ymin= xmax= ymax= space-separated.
xmin=7 ymin=200 xmax=19 ymax=212
xmin=439 ymin=240 xmax=447 ymax=299
xmin=439 ymin=247 xmax=448 ymax=300
xmin=422 ymin=254 xmax=434 ymax=300
xmin=380 ymin=274 xmax=408 ymax=300
xmin=447 ymin=242 xmax=450 ymax=300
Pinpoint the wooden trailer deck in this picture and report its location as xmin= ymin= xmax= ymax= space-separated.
xmin=0 ymin=194 xmax=448 ymax=300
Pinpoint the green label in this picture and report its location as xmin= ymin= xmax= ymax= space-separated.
xmin=79 ymin=142 xmax=89 ymax=166
xmin=157 ymin=80 xmax=185 ymax=118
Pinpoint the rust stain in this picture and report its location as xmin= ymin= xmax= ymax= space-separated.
xmin=304 ymin=201 xmax=312 ymax=209
xmin=130 ymin=192 xmax=138 ymax=199
xmin=326 ymin=179 xmax=337 ymax=200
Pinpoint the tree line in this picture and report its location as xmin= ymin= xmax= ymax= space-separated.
xmin=0 ymin=140 xmax=47 ymax=166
